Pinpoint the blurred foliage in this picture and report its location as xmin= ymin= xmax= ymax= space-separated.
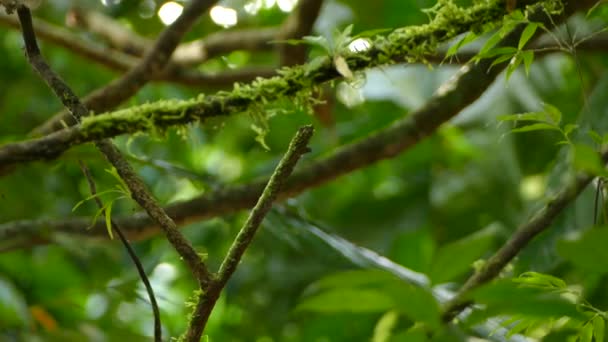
xmin=1 ymin=0 xmax=608 ymax=341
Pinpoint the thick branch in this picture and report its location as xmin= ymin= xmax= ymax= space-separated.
xmin=0 ymin=0 xmax=558 ymax=169
xmin=30 ymin=0 xmax=218 ymax=135
xmin=0 ymin=0 xmax=577 ymax=247
xmin=15 ymin=1 xmax=213 ymax=287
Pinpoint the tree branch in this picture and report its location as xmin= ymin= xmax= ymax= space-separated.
xmin=78 ymin=161 xmax=162 ymax=342
xmin=183 ymin=125 xmax=313 ymax=342
xmin=3 ymin=0 xmax=588 ymax=248
xmin=15 ymin=1 xmax=212 ymax=288
xmin=30 ymin=0 xmax=218 ymax=136
xmin=441 ymin=149 xmax=608 ymax=323
xmin=0 ymin=0 xmax=559 ymax=169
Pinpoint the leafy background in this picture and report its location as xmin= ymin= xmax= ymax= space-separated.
xmin=1 ymin=0 xmax=608 ymax=341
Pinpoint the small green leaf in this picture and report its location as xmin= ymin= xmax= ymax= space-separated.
xmin=518 ymin=23 xmax=538 ymax=50
xmin=521 ymin=50 xmax=534 ymax=76
xmin=446 ymin=32 xmax=478 ymax=58
xmin=476 ymin=31 xmax=504 ymax=60
xmin=542 ymin=102 xmax=562 ymax=125
xmin=563 ymin=124 xmax=578 ymax=138
xmin=498 ymin=112 xmax=548 ymax=122
xmin=302 ymin=35 xmax=331 ymax=53
xmin=594 ymin=316 xmax=605 ymax=342
xmin=510 ymin=122 xmax=561 ymax=133
xmin=505 ymin=54 xmax=521 ymax=81
xmin=513 ymin=272 xmax=567 ymax=290
xmin=589 ymin=130 xmax=603 ymax=145
xmin=105 ymin=201 xmax=114 ymax=240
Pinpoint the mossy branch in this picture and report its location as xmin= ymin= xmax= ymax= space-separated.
xmin=0 ymin=0 xmax=559 ymax=170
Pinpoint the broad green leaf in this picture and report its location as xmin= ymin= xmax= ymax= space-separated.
xmin=510 ymin=122 xmax=561 ymax=133
xmin=518 ymin=23 xmax=538 ymax=50
xmin=557 ymin=227 xmax=608 ymax=274
xmin=580 ymin=322 xmax=593 ymax=342
xmin=467 ymin=279 xmax=584 ymax=321
xmin=593 ymin=315 xmax=605 ymax=342
xmin=572 ymin=144 xmax=608 ymax=177
xmin=310 ymin=269 xmax=401 ymax=291
xmin=429 ymin=225 xmax=498 ymax=284
xmin=296 ymin=288 xmax=394 ymax=313
xmin=390 ymin=229 xmax=435 ymax=274
xmin=390 ymin=283 xmax=440 ymax=329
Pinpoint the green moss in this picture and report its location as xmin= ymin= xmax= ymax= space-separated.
xmin=79 ymin=0 xmax=560 ymax=141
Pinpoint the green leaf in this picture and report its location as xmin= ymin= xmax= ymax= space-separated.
xmin=518 ymin=23 xmax=538 ymax=50
xmin=105 ymin=201 xmax=114 ymax=240
xmin=563 ymin=124 xmax=578 ymax=138
xmin=391 ymin=283 xmax=440 ymax=329
xmin=446 ymin=32 xmax=478 ymax=58
xmin=521 ymin=50 xmax=534 ymax=76
xmin=468 ymin=279 xmax=584 ymax=321
xmin=513 ymin=272 xmax=567 ymax=290
xmin=302 ymin=35 xmax=331 ymax=53
xmin=429 ymin=224 xmax=498 ymax=284
xmin=580 ymin=321 xmax=593 ymax=342
xmin=542 ymin=102 xmax=562 ymax=125
xmin=476 ymin=31 xmax=504 ymax=60
xmin=310 ymin=269 xmax=400 ymax=291
xmin=498 ymin=112 xmax=550 ymax=122
xmin=296 ymin=288 xmax=394 ymax=313
xmin=72 ymin=189 xmax=123 ymax=212
xmin=572 ymin=144 xmax=608 ymax=176
xmin=593 ymin=315 xmax=605 ymax=342
xmin=510 ymin=122 xmax=561 ymax=133
xmin=372 ymin=310 xmax=398 ymax=342
xmin=557 ymin=227 xmax=608 ymax=274
xmin=505 ymin=54 xmax=521 ymax=81
xmin=589 ymin=130 xmax=603 ymax=145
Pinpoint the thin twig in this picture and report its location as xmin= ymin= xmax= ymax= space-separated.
xmin=16 ymin=0 xmax=211 ymax=295
xmin=78 ymin=161 xmax=162 ymax=342
xmin=183 ymin=125 xmax=313 ymax=342
xmin=441 ymin=150 xmax=608 ymax=323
